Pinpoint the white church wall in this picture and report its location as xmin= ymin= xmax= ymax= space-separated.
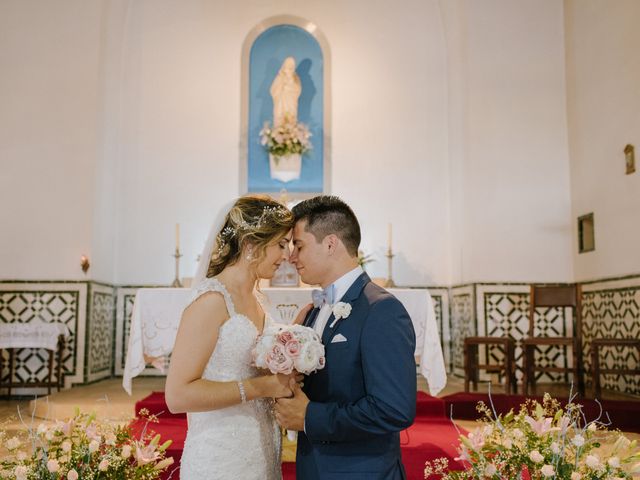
xmin=0 ymin=1 xmax=104 ymax=280
xmin=107 ymin=0 xmax=451 ymax=286
xmin=564 ymin=0 xmax=640 ymax=281
xmin=442 ymin=0 xmax=574 ymax=284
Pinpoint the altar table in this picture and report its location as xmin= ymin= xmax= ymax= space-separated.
xmin=123 ymin=287 xmax=446 ymax=395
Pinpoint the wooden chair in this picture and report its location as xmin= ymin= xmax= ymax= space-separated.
xmin=522 ymin=284 xmax=585 ymax=396
xmin=591 ymin=338 xmax=640 ymax=398
xmin=464 ymin=336 xmax=517 ymax=395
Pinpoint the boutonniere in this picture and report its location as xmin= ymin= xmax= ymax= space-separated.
xmin=329 ymin=302 xmax=352 ymax=328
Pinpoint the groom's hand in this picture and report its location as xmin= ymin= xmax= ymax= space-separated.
xmin=274 ymin=378 xmax=309 ymax=431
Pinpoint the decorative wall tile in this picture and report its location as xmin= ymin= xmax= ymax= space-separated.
xmin=582 ymin=278 xmax=640 ymax=396
xmin=450 ymin=285 xmax=475 ymax=377
xmin=0 ymin=282 xmax=88 ymax=394
xmin=427 ymin=288 xmax=450 ymax=372
xmin=86 ymin=284 xmax=115 ymax=383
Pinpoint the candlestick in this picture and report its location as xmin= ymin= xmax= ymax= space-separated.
xmin=384 ymin=248 xmax=396 ymax=288
xmin=171 ymin=247 xmax=183 ymax=288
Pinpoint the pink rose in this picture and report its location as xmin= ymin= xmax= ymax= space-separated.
xmin=265 ymin=344 xmax=294 ymax=374
xmin=277 ymin=331 xmax=294 ymax=345
xmin=285 ymin=340 xmax=301 ymax=357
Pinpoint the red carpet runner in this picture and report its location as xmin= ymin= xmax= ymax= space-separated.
xmin=131 ymin=391 xmax=466 ymax=480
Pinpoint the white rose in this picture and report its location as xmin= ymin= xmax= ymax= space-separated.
xmin=587 ymin=422 xmax=597 ymax=431
xmin=16 ymin=451 xmax=27 ymax=461
xmin=121 ymin=444 xmax=132 ymax=458
xmin=294 ymin=342 xmax=325 ymax=374
xmin=37 ymin=423 xmax=48 ymax=434
xmin=47 ymin=459 xmax=60 ymax=473
xmin=98 ymin=459 xmax=109 ymax=471
xmin=541 ymin=465 xmax=555 ymax=477
xmin=67 ymin=469 xmax=79 ymax=480
xmin=529 ymin=450 xmax=544 ymax=463
xmin=61 ymin=440 xmax=72 ymax=452
xmin=484 ymin=463 xmax=497 ymax=476
xmin=572 ymin=434 xmax=585 ymax=447
xmin=570 ymin=473 xmax=581 ymax=480
xmin=89 ymin=440 xmax=99 ymax=453
xmin=6 ymin=437 xmax=21 ymax=450
xmin=14 ymin=466 xmax=28 ymax=480
xmin=608 ymin=456 xmax=620 ymax=468
xmin=585 ymin=454 xmax=600 ymax=469
xmin=512 ymin=428 xmax=524 ymax=439
xmin=550 ymin=442 xmax=560 ymax=454
xmin=332 ymin=302 xmax=352 ymax=320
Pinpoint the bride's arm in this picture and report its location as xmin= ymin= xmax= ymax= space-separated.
xmin=165 ymin=292 xmax=292 ymax=414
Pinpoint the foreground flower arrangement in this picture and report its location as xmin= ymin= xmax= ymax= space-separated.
xmin=425 ymin=393 xmax=640 ymax=480
xmin=0 ymin=408 xmax=174 ymax=480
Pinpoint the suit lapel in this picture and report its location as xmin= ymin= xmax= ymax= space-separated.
xmin=322 ymin=272 xmax=371 ymax=345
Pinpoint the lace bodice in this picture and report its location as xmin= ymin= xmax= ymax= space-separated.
xmin=179 ymin=278 xmax=282 ymax=480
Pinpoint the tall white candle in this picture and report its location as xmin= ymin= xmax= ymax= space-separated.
xmin=175 ymin=223 xmax=180 ymax=250
xmin=388 ymin=223 xmax=392 ymax=251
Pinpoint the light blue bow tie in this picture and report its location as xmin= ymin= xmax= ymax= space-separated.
xmin=312 ymin=285 xmax=335 ymax=308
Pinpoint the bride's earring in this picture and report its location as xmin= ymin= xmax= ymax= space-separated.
xmin=246 ymin=248 xmax=253 ymax=261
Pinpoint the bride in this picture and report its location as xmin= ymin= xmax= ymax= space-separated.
xmin=166 ymin=195 xmax=304 ymax=480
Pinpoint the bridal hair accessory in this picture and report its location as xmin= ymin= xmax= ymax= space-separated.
xmin=216 ymin=205 xmax=289 ymax=255
xmin=237 ymin=381 xmax=247 ymax=403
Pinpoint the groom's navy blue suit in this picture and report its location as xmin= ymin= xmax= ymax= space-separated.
xmin=297 ymin=272 xmax=417 ymax=480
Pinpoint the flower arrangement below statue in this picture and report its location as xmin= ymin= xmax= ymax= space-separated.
xmin=259 ymin=116 xmax=312 ymax=182
xmin=0 ymin=408 xmax=174 ymax=480
xmin=424 ymin=393 xmax=640 ymax=480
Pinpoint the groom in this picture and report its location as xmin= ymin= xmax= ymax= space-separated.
xmin=275 ymin=196 xmax=417 ymax=480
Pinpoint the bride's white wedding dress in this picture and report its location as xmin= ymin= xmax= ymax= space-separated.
xmin=179 ymin=278 xmax=282 ymax=480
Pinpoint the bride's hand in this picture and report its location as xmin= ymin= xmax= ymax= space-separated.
xmin=293 ymin=303 xmax=313 ymax=325
xmin=266 ymin=373 xmax=295 ymax=398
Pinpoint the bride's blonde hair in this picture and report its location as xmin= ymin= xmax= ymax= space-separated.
xmin=207 ymin=195 xmax=294 ymax=278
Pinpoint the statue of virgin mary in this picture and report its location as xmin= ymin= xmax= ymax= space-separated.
xmin=270 ymin=57 xmax=301 ymax=127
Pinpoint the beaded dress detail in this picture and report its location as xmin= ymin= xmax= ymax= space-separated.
xmin=179 ymin=278 xmax=282 ymax=480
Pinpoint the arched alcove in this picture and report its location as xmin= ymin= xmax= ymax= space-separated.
xmin=240 ymin=16 xmax=331 ymax=195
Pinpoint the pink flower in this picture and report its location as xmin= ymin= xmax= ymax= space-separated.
xmin=285 ymin=340 xmax=301 ymax=357
xmin=135 ymin=443 xmax=159 ymax=466
xmin=265 ymin=344 xmax=294 ymax=374
xmin=278 ymin=331 xmax=294 ymax=345
xmin=525 ymin=415 xmax=553 ymax=435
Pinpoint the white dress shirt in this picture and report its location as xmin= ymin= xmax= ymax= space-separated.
xmin=313 ymin=266 xmax=364 ymax=337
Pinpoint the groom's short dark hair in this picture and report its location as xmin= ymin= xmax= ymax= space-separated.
xmin=292 ymin=196 xmax=361 ymax=257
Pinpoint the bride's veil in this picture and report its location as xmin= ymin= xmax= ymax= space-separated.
xmin=193 ymin=200 xmax=236 ymax=286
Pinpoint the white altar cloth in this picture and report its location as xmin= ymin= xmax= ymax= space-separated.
xmin=123 ymin=287 xmax=446 ymax=396
xmin=0 ymin=321 xmax=70 ymax=350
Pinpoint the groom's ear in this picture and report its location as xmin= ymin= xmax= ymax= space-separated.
xmin=323 ymin=234 xmax=339 ymax=255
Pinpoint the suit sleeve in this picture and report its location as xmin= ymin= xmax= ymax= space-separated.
xmin=304 ymin=296 xmax=417 ymax=442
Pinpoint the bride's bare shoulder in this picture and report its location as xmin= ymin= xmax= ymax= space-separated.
xmin=182 ymin=290 xmax=228 ymax=328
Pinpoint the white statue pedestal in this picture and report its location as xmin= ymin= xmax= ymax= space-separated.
xmin=269 ymin=153 xmax=301 ymax=183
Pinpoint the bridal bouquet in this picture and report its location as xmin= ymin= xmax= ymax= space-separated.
xmin=424 ymin=393 xmax=640 ymax=480
xmin=259 ymin=116 xmax=312 ymax=159
xmin=0 ymin=408 xmax=174 ymax=480
xmin=252 ymin=323 xmax=325 ymax=375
